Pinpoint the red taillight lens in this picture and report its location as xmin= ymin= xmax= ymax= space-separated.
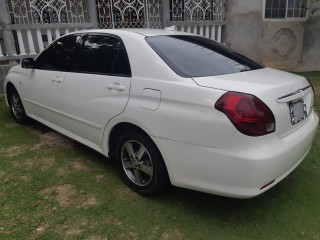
xmin=215 ymin=92 xmax=275 ymax=137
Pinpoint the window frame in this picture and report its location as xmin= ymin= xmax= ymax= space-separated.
xmin=263 ymin=0 xmax=309 ymax=21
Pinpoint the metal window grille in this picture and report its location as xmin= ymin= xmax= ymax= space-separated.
xmin=96 ymin=0 xmax=162 ymax=29
xmin=286 ymin=0 xmax=308 ymax=18
xmin=170 ymin=0 xmax=225 ymax=22
xmin=265 ymin=0 xmax=308 ymax=19
xmin=6 ymin=0 xmax=89 ymax=24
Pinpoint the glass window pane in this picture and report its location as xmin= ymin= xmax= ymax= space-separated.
xmin=74 ymin=35 xmax=131 ymax=76
xmin=266 ymin=0 xmax=272 ymax=8
xmin=300 ymin=8 xmax=307 ymax=17
xmin=294 ymin=9 xmax=301 ymax=17
xmin=280 ymin=0 xmax=287 ymax=8
xmin=287 ymin=0 xmax=295 ymax=8
xmin=287 ymin=9 xmax=294 ymax=17
xmin=301 ymin=0 xmax=307 ymax=8
xmin=279 ymin=9 xmax=286 ymax=18
xmin=265 ymin=9 xmax=272 ymax=18
xmin=294 ymin=0 xmax=301 ymax=8
xmin=146 ymin=35 xmax=263 ymax=78
xmin=112 ymin=50 xmax=131 ymax=76
xmin=35 ymin=35 xmax=79 ymax=71
xmin=272 ymin=9 xmax=279 ymax=18
xmin=266 ymin=0 xmax=307 ymax=19
xmin=273 ymin=0 xmax=281 ymax=8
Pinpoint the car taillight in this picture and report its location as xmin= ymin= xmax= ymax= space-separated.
xmin=215 ymin=92 xmax=275 ymax=137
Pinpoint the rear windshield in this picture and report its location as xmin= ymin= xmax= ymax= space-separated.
xmin=146 ymin=35 xmax=263 ymax=78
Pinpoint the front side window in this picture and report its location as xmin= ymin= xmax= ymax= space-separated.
xmin=146 ymin=35 xmax=263 ymax=78
xmin=34 ymin=35 xmax=80 ymax=71
xmin=74 ymin=35 xmax=131 ymax=76
xmin=265 ymin=0 xmax=308 ymax=19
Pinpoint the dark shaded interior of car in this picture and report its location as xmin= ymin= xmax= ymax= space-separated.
xmin=32 ymin=34 xmax=131 ymax=77
xmin=146 ymin=35 xmax=264 ymax=78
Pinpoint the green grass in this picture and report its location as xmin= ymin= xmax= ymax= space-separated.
xmin=0 ymin=72 xmax=320 ymax=240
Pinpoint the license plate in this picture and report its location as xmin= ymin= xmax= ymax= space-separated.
xmin=289 ymin=99 xmax=307 ymax=125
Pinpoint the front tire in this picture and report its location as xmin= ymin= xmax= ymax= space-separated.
xmin=8 ymin=87 xmax=29 ymax=124
xmin=115 ymin=130 xmax=169 ymax=196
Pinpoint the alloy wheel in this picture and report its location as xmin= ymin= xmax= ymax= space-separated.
xmin=11 ymin=92 xmax=23 ymax=120
xmin=120 ymin=140 xmax=154 ymax=187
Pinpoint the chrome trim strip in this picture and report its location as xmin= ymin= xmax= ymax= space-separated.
xmin=277 ymin=85 xmax=311 ymax=100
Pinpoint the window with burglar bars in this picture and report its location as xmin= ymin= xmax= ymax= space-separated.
xmin=264 ymin=0 xmax=309 ymax=19
xmin=6 ymin=0 xmax=89 ymax=24
xmin=170 ymin=0 xmax=225 ymax=22
xmin=96 ymin=0 xmax=162 ymax=29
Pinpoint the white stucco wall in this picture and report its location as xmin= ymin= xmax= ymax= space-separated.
xmin=225 ymin=0 xmax=320 ymax=71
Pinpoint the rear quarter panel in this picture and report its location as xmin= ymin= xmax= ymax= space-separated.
xmin=114 ymin=33 xmax=236 ymax=149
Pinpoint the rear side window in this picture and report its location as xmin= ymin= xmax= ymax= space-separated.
xmin=74 ymin=35 xmax=131 ymax=76
xmin=146 ymin=35 xmax=263 ymax=78
xmin=34 ymin=35 xmax=80 ymax=71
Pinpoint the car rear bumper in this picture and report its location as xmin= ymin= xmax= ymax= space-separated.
xmin=152 ymin=111 xmax=319 ymax=198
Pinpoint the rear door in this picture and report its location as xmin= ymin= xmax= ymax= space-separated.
xmin=61 ymin=34 xmax=132 ymax=145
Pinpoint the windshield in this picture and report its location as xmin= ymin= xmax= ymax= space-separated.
xmin=146 ymin=35 xmax=263 ymax=78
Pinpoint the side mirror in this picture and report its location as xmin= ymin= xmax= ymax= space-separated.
xmin=21 ymin=58 xmax=35 ymax=69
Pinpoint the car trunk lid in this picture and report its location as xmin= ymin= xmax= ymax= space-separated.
xmin=193 ymin=68 xmax=314 ymax=138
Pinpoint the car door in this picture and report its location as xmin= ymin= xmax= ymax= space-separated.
xmin=23 ymin=34 xmax=81 ymax=125
xmin=61 ymin=34 xmax=132 ymax=145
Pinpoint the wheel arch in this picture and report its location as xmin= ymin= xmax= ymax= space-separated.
xmin=5 ymin=82 xmax=18 ymax=106
xmin=107 ymin=121 xmax=171 ymax=183
xmin=108 ymin=122 xmax=154 ymax=157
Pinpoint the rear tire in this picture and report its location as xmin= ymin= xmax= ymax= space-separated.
xmin=115 ymin=130 xmax=169 ymax=196
xmin=8 ymin=87 xmax=29 ymax=124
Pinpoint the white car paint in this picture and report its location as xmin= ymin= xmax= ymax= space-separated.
xmin=4 ymin=29 xmax=319 ymax=198
xmin=60 ymin=72 xmax=131 ymax=145
xmin=23 ymin=69 xmax=66 ymax=125
xmin=193 ymin=67 xmax=315 ymax=138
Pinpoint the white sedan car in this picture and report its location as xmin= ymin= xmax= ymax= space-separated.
xmin=4 ymin=29 xmax=318 ymax=198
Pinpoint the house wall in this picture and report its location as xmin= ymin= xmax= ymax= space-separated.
xmin=225 ymin=1 xmax=264 ymax=63
xmin=225 ymin=0 xmax=320 ymax=72
xmin=298 ymin=9 xmax=320 ymax=71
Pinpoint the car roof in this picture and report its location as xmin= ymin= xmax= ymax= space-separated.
xmin=72 ymin=28 xmax=191 ymax=37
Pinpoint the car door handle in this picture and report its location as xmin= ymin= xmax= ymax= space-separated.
xmin=52 ymin=77 xmax=62 ymax=83
xmin=107 ymin=83 xmax=125 ymax=91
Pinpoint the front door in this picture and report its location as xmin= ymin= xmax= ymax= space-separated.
xmin=23 ymin=34 xmax=81 ymax=126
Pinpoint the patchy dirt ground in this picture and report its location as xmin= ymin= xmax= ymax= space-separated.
xmin=40 ymin=184 xmax=76 ymax=207
xmin=39 ymin=184 xmax=99 ymax=208
xmin=1 ymin=144 xmax=28 ymax=157
xmin=31 ymin=131 xmax=76 ymax=150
